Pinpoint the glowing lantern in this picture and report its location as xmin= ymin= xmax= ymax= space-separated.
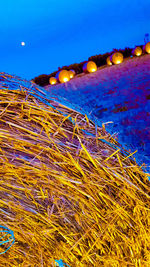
xmin=56 ymin=70 xmax=70 ymax=83
xmin=83 ymin=61 xmax=97 ymax=73
xmin=68 ymin=70 xmax=75 ymax=79
xmin=106 ymin=56 xmax=112 ymax=66
xmin=110 ymin=52 xmax=124 ymax=65
xmin=143 ymin=42 xmax=150 ymax=54
xmin=49 ymin=77 xmax=57 ymax=85
xmin=132 ymin=47 xmax=142 ymax=56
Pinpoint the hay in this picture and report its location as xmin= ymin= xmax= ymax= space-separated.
xmin=0 ymin=72 xmax=150 ymax=266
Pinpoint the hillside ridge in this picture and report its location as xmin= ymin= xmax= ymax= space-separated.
xmin=45 ymin=54 xmax=150 ymax=173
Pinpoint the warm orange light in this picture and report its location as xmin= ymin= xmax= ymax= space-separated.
xmin=132 ymin=47 xmax=142 ymax=57
xmin=106 ymin=56 xmax=112 ymax=66
xmin=56 ymin=70 xmax=70 ymax=83
xmin=49 ymin=77 xmax=57 ymax=85
xmin=83 ymin=61 xmax=97 ymax=73
xmin=91 ymin=68 xmax=96 ymax=72
xmin=63 ymin=77 xmax=69 ymax=82
xmin=68 ymin=70 xmax=75 ymax=79
xmin=143 ymin=42 xmax=150 ymax=54
xmin=110 ymin=52 xmax=123 ymax=65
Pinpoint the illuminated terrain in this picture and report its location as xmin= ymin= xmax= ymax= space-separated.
xmin=0 ymin=72 xmax=150 ymax=266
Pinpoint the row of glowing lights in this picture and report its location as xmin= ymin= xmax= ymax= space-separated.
xmin=49 ymin=42 xmax=150 ymax=85
xmin=49 ymin=63 xmax=98 ymax=85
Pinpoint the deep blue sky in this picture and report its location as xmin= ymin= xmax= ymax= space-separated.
xmin=1 ymin=0 xmax=150 ymax=80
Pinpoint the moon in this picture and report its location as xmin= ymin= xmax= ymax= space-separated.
xmin=21 ymin=42 xmax=25 ymax=46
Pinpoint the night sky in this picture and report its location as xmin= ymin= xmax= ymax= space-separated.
xmin=1 ymin=0 xmax=150 ymax=80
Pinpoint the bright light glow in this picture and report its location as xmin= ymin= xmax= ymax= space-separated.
xmin=147 ymin=48 xmax=150 ymax=53
xmin=84 ymin=61 xmax=97 ymax=73
xmin=133 ymin=47 xmax=142 ymax=57
xmin=91 ymin=68 xmax=96 ymax=72
xmin=107 ymin=57 xmax=112 ymax=66
xmin=57 ymin=70 xmax=70 ymax=83
xmin=144 ymin=42 xmax=150 ymax=54
xmin=69 ymin=70 xmax=75 ymax=79
xmin=49 ymin=77 xmax=57 ymax=85
xmin=21 ymin=42 xmax=25 ymax=46
xmin=63 ymin=77 xmax=69 ymax=82
xmin=111 ymin=52 xmax=123 ymax=65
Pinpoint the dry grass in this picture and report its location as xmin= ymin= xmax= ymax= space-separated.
xmin=0 ymin=72 xmax=150 ymax=266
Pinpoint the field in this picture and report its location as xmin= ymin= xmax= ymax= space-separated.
xmin=45 ymin=54 xmax=150 ymax=174
xmin=0 ymin=67 xmax=150 ymax=266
